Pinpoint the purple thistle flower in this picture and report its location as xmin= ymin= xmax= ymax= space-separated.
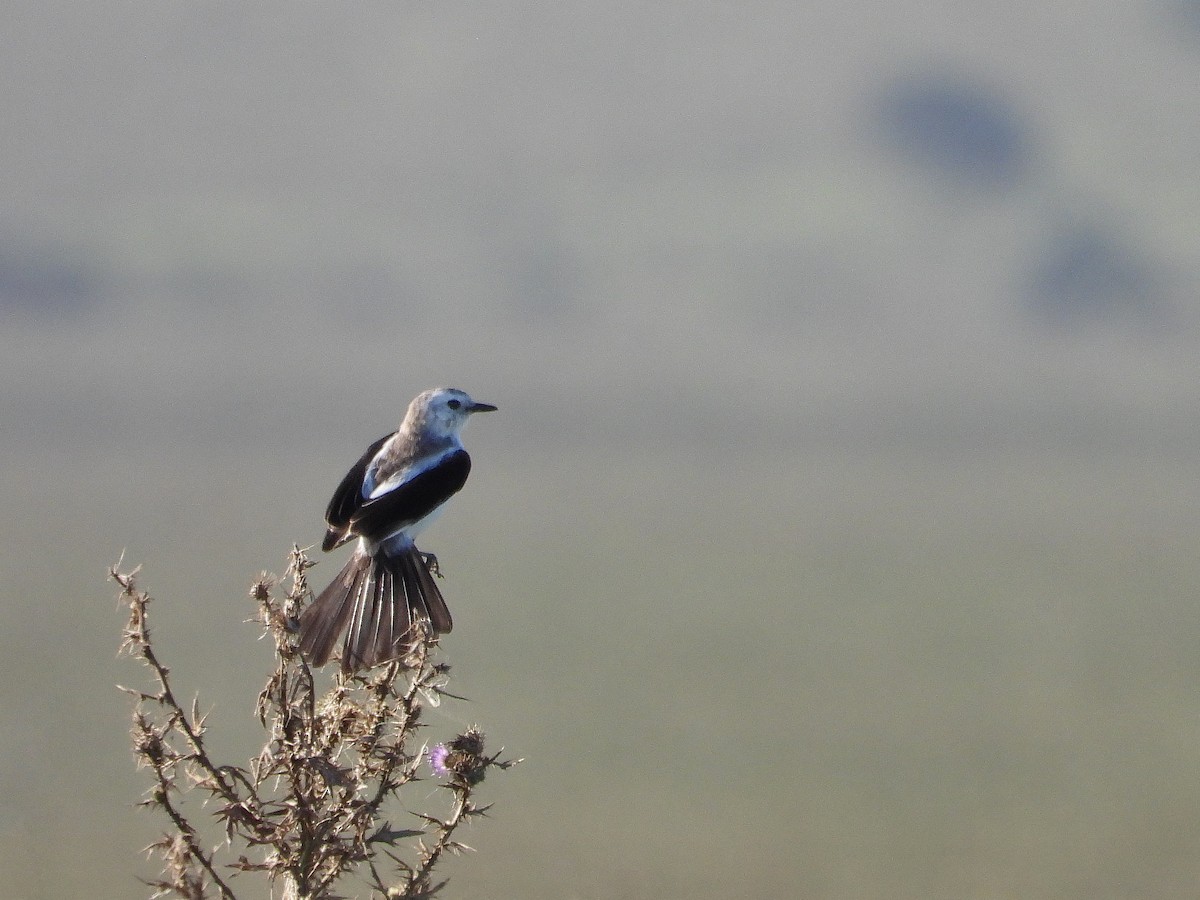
xmin=428 ymin=743 xmax=451 ymax=778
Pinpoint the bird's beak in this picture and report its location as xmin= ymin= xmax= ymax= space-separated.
xmin=469 ymin=401 xmax=498 ymax=413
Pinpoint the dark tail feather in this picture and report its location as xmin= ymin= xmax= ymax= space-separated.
xmin=397 ymin=548 xmax=454 ymax=635
xmin=298 ymin=553 xmax=367 ymax=669
xmin=298 ymin=547 xmax=453 ymax=674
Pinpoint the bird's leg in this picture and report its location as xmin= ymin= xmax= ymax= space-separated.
xmin=421 ymin=552 xmax=442 ymax=578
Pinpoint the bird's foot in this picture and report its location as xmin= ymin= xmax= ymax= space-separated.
xmin=421 ymin=552 xmax=442 ymax=578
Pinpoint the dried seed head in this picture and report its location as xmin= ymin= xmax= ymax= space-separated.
xmin=442 ymin=728 xmax=488 ymax=785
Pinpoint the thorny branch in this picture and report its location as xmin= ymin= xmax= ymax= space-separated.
xmin=113 ymin=546 xmax=517 ymax=899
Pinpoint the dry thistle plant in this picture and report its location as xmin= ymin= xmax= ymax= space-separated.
xmin=112 ymin=545 xmax=516 ymax=900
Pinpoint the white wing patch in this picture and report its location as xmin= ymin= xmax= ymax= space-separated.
xmin=367 ymin=467 xmax=404 ymax=500
xmin=366 ymin=446 xmax=457 ymax=500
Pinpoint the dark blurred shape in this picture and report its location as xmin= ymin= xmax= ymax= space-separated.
xmin=877 ymin=73 xmax=1032 ymax=189
xmin=1026 ymin=223 xmax=1165 ymax=329
xmin=0 ymin=238 xmax=98 ymax=318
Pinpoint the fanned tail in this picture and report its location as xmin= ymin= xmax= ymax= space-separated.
xmin=298 ymin=546 xmax=453 ymax=674
xmin=297 ymin=553 xmax=367 ymax=669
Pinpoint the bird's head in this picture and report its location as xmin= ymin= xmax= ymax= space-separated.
xmin=406 ymin=387 xmax=498 ymax=438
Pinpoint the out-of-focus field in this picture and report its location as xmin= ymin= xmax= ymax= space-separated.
xmin=4 ymin=446 xmax=1199 ymax=898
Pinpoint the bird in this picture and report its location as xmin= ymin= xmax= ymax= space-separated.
xmin=298 ymin=387 xmax=496 ymax=673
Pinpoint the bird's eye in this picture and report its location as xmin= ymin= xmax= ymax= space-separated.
xmin=447 ymin=399 xmax=462 ymax=410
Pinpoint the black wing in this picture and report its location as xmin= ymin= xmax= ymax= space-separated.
xmin=349 ymin=449 xmax=472 ymax=545
xmin=322 ymin=432 xmax=394 ymax=551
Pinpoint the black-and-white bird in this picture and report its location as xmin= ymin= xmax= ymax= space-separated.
xmin=299 ymin=387 xmax=496 ymax=673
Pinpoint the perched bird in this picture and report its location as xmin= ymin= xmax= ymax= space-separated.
xmin=299 ymin=387 xmax=496 ymax=673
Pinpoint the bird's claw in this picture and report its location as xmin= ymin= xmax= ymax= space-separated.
xmin=421 ymin=552 xmax=442 ymax=578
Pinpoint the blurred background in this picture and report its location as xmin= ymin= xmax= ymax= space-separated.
xmin=3 ymin=1 xmax=1200 ymax=897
